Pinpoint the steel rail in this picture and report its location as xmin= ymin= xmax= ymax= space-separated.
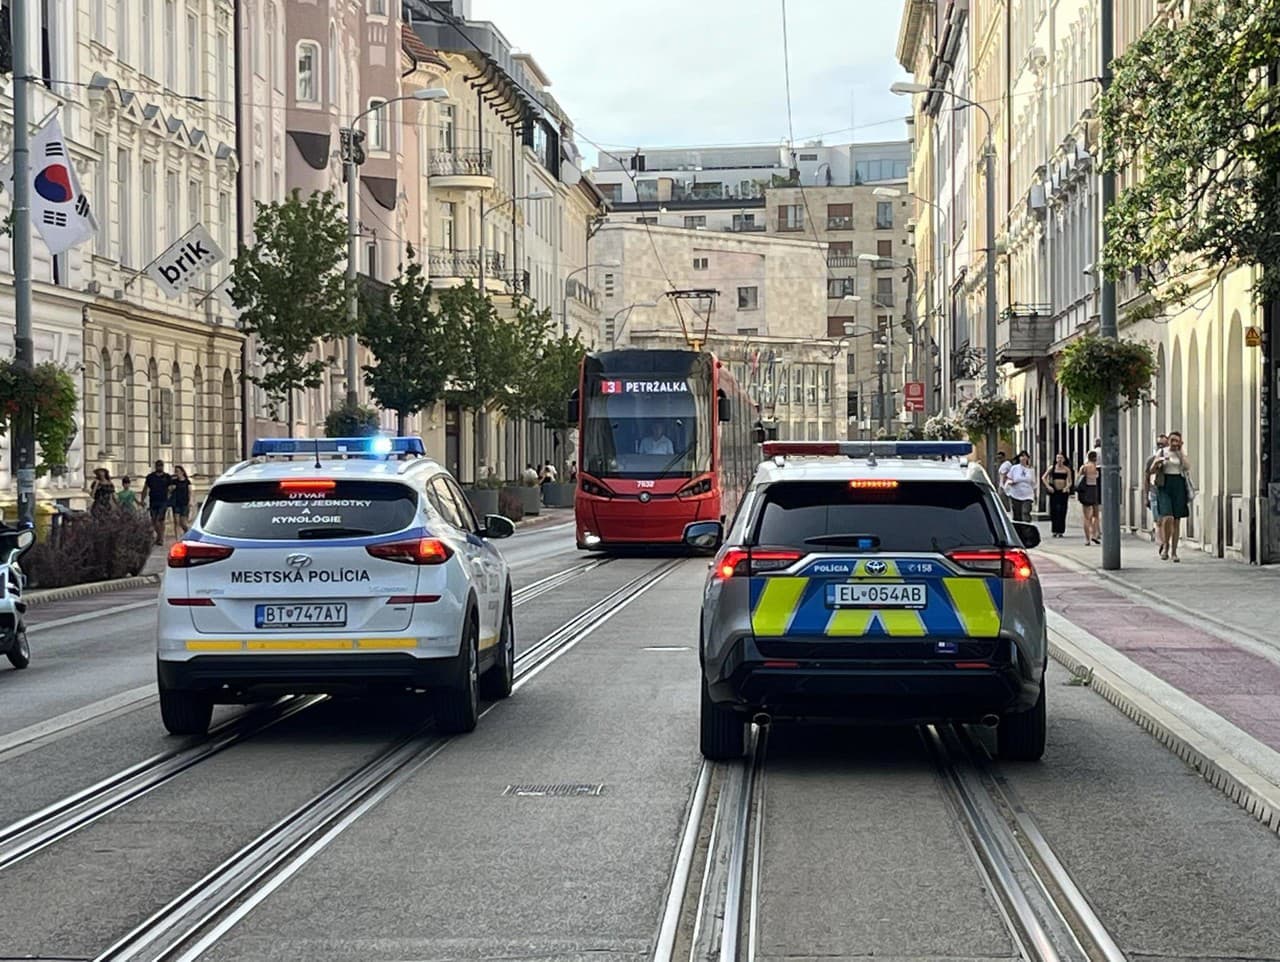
xmin=95 ymin=558 xmax=682 ymax=962
xmin=511 ymin=557 xmax=612 ymax=606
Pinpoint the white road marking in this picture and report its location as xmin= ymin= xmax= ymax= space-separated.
xmin=27 ymin=599 xmax=157 ymax=634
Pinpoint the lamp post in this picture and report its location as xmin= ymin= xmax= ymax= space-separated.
xmin=10 ymin=0 xmax=35 ymax=523
xmin=609 ymin=301 xmax=659 ymax=349
xmin=561 ymin=260 xmax=620 ymax=336
xmin=480 ymin=190 xmax=553 ymax=294
xmin=892 ymin=81 xmax=997 ymax=470
xmin=342 ymin=87 xmax=449 ymax=408
xmin=859 ymin=252 xmax=921 ymax=427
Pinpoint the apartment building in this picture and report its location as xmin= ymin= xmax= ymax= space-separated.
xmin=899 ymin=0 xmax=1267 ymax=562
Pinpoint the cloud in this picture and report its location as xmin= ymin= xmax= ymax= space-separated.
xmin=468 ymin=0 xmax=910 ymax=160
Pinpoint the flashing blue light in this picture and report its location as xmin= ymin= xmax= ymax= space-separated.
xmin=251 ymin=436 xmax=426 ymax=458
xmin=891 ymin=441 xmax=973 ymax=457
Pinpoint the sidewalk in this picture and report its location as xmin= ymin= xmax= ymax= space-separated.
xmin=1031 ymin=516 xmax=1280 ymax=832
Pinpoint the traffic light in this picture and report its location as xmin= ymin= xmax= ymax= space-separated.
xmin=350 ymin=129 xmax=366 ymax=167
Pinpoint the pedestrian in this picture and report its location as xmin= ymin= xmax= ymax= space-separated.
xmin=542 ymin=460 xmax=557 ymax=483
xmin=1040 ymin=452 xmax=1073 ymax=537
xmin=522 ymin=463 xmax=539 ymax=486
xmin=169 ymin=465 xmax=192 ymax=537
xmin=1142 ymin=433 xmax=1169 ymax=549
xmin=142 ymin=459 xmax=172 ymax=546
xmin=117 ymin=476 xmax=138 ymax=511
xmin=1152 ymin=431 xmax=1194 ymax=562
xmin=996 ymin=451 xmax=1012 ymax=511
xmin=89 ymin=467 xmax=116 ymax=515
xmin=1004 ymin=451 xmax=1036 ymax=522
xmin=1077 ymin=450 xmax=1102 ymax=544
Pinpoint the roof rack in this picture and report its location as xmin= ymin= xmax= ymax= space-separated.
xmin=762 ymin=441 xmax=973 ymax=463
xmin=250 ymin=436 xmax=427 ymax=459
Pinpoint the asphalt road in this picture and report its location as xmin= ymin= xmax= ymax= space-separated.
xmin=0 ymin=523 xmax=1276 ymax=961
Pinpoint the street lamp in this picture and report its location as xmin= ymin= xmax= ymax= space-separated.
xmin=561 ymin=260 xmax=621 ymax=336
xmin=343 ymin=87 xmax=449 ymax=406
xmin=859 ymin=251 xmax=923 ymax=424
xmin=609 ymin=301 xmax=658 ymax=349
xmin=479 ymin=189 xmax=553 ymax=293
xmin=891 ymin=80 xmax=997 ymax=469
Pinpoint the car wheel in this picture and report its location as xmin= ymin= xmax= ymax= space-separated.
xmin=436 ymin=614 xmax=480 ymax=734
xmin=159 ymin=687 xmax=214 ymax=736
xmin=997 ymin=677 xmax=1046 ymax=761
xmin=699 ymin=675 xmax=745 ymax=760
xmin=6 ymin=627 xmax=29 ymax=670
xmin=479 ymin=592 xmax=514 ymax=700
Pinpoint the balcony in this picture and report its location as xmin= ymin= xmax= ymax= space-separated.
xmin=723 ymin=222 xmax=766 ymax=233
xmin=827 ymin=254 xmax=859 ymax=268
xmin=428 ymin=148 xmax=495 ymax=190
xmin=869 ymin=257 xmax=894 ymax=270
xmin=427 ymin=248 xmax=509 ymax=289
xmin=996 ymin=308 xmax=1054 ymax=366
xmin=565 ymin=276 xmax=601 ymax=312
xmin=826 ymin=216 xmax=854 ymax=231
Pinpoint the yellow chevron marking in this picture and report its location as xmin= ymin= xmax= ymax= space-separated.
xmin=825 ymin=608 xmax=876 ymax=636
xmin=875 ymin=609 xmax=928 ymax=636
xmin=356 ymin=638 xmax=418 ymax=650
xmin=751 ymin=578 xmax=808 ymax=636
xmin=943 ymin=578 xmax=1001 ymax=638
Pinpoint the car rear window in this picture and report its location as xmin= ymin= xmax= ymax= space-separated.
xmin=200 ymin=480 xmax=419 ymax=540
xmin=752 ymin=480 xmax=1000 ymax=552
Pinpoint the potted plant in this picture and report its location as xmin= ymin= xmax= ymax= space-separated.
xmin=1056 ymin=334 xmax=1156 ymax=425
xmin=923 ymin=412 xmax=966 ymax=441
xmin=0 ymin=360 xmax=79 ymax=476
xmin=959 ymin=394 xmax=1020 ymax=470
xmin=465 ymin=470 xmax=503 ymax=517
xmin=503 ymin=477 xmax=540 ymax=517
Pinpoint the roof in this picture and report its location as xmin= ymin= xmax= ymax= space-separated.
xmin=214 ymin=456 xmax=445 ymax=485
xmin=753 ymin=456 xmax=991 ymax=487
xmin=401 ymin=24 xmax=450 ymax=70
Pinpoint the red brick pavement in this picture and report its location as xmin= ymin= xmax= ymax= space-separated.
xmin=1037 ymin=555 xmax=1280 ymax=751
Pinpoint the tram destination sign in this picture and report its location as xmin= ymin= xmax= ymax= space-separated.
xmin=599 ymin=378 xmax=691 ymax=395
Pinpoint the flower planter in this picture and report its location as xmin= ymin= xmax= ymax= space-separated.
xmin=542 ymin=482 xmax=574 ymax=508
xmin=464 ymin=487 xmax=499 ymax=518
xmin=516 ymin=486 xmax=541 ymax=516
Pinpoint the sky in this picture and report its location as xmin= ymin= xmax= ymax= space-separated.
xmin=468 ymin=0 xmax=912 ymax=168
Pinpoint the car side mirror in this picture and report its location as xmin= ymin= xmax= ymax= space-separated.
xmin=1012 ymin=522 xmax=1041 ymax=549
xmin=717 ymin=395 xmax=731 ymax=423
xmin=683 ymin=520 xmax=723 ymax=551
xmin=482 ymin=515 xmax=516 ymax=540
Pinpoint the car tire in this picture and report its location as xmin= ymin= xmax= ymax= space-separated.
xmin=479 ymin=591 xmax=514 ymax=700
xmin=997 ymin=677 xmax=1046 ymax=761
xmin=159 ymin=687 xmax=214 ymax=736
xmin=436 ymin=613 xmax=480 ymax=734
xmin=700 ymin=675 xmax=745 ymax=760
xmin=6 ymin=627 xmax=29 ymax=669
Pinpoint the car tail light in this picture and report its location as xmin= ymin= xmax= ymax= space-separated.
xmin=678 ymin=477 xmax=713 ymax=498
xmin=947 ymin=548 xmax=1035 ymax=581
xmin=713 ymin=547 xmax=803 ymax=580
xmin=279 ymin=479 xmax=337 ymax=493
xmin=167 ymin=542 xmax=234 ymax=568
xmin=387 ymin=594 xmax=442 ymax=604
xmin=366 ymin=538 xmax=452 ymax=565
xmin=849 ymin=479 xmax=898 ymax=489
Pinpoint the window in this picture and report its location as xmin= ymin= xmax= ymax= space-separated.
xmin=165 ymin=170 xmax=179 ymax=247
xmin=92 ymin=135 xmax=109 ymax=256
xmin=875 ymin=277 xmax=894 ymax=307
xmin=367 ymin=99 xmax=387 ymax=151
xmin=875 ymin=201 xmax=894 ymax=229
xmin=116 ymin=149 xmax=131 ymax=264
xmin=683 ymin=215 xmax=706 ymax=230
xmin=732 ymin=213 xmax=756 ymax=231
xmin=827 ymin=203 xmax=853 ymax=230
xmin=737 ymin=328 xmax=759 ymax=337
xmin=827 ymin=316 xmax=852 ymax=338
xmin=94 ymin=0 xmax=106 ymax=40
xmin=365 ymin=241 xmax=377 ymax=277
xmin=201 ymin=480 xmax=419 ymax=540
xmin=877 ymin=238 xmax=893 ymax=257
xmin=635 ymin=180 xmax=658 ymax=202
xmin=737 ymin=286 xmax=759 ymax=310
xmin=367 ymin=0 xmax=386 ymax=15
xmin=598 ymin=182 xmax=622 ymax=203
xmin=117 ymin=0 xmax=129 ymax=59
xmin=215 ymin=27 xmax=229 ymax=117
xmin=438 ymin=103 xmax=455 ymax=151
xmin=806 ymin=365 xmax=818 ymax=404
xmin=777 ymin=204 xmax=804 ymax=231
xmin=163 ymin=0 xmax=176 ymax=88
xmin=799 ymin=152 xmax=819 ymax=162
xmin=635 ymin=216 xmax=657 ymax=225
xmin=821 ymin=368 xmax=831 ymax=404
xmin=327 ymin=24 xmax=336 ymax=104
xmin=140 ymin=0 xmax=153 ymax=74
xmin=274 ymin=14 xmax=285 ymax=91
xmin=296 ymin=41 xmax=318 ymax=102
xmin=218 ymin=190 xmax=231 ymax=259
xmin=439 ymin=201 xmax=455 ymax=248
xmin=828 ymin=277 xmax=856 ymax=299
xmin=187 ymin=178 xmax=200 ymax=240
xmin=186 ymin=13 xmax=198 ymax=93
xmin=141 ymin=160 xmax=156 ymax=262
xmin=692 ymin=257 xmax=709 ymax=271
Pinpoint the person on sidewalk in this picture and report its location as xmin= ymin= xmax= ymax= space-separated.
xmin=89 ymin=468 xmax=116 ymax=516
xmin=996 ymin=451 xmax=1012 ymax=511
xmin=1005 ymin=451 xmax=1036 ymax=522
xmin=1041 ymin=451 xmax=1073 ymax=537
xmin=1143 ymin=433 xmax=1169 ymax=550
xmin=1153 ymin=431 xmax=1194 ymax=562
xmin=1077 ymin=451 xmax=1102 ymax=544
xmin=142 ymin=460 xmax=172 ymax=547
xmin=169 ymin=466 xmax=192 ymax=537
xmin=117 ymin=476 xmax=138 ymax=511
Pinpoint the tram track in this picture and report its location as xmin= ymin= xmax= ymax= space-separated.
xmin=668 ymin=721 xmax=1127 ymax=962
xmin=90 ymin=557 xmax=683 ymax=962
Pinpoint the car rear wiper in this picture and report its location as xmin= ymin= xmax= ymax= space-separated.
xmin=296 ymin=526 xmax=374 ymax=539
xmin=802 ymin=534 xmax=882 ymax=548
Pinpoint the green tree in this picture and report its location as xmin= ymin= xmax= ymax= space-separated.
xmin=360 ymin=246 xmax=458 ymax=435
xmin=523 ymin=329 xmax=586 ymax=461
xmin=228 ymin=189 xmax=350 ymax=432
xmin=324 ymin=401 xmax=379 ymax=437
xmin=1100 ymin=1 xmax=1280 ymax=312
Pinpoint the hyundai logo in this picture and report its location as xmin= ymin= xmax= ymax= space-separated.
xmin=286 ymin=553 xmax=313 ymax=569
xmin=865 ymin=559 xmax=887 ymax=575
xmin=638 ymin=492 xmax=651 ymax=503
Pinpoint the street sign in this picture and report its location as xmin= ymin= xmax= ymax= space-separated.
xmin=903 ymin=380 xmax=926 ymax=413
xmin=145 ymin=223 xmax=225 ymax=298
xmin=1247 ymin=326 xmax=1263 ymax=348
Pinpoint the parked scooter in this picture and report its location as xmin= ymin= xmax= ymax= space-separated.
xmin=0 ymin=525 xmax=36 ymax=669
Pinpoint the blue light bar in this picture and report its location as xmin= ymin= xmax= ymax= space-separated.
xmin=251 ymin=436 xmax=426 ymax=458
xmin=762 ymin=440 xmax=973 ymax=460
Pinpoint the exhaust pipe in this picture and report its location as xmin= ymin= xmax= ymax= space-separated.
xmin=979 ymin=714 xmax=1000 ymax=729
xmin=752 ymin=712 xmax=772 ymax=728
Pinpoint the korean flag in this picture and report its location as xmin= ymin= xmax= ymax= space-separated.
xmin=4 ymin=117 xmax=98 ymax=256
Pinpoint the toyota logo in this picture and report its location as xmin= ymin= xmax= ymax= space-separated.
xmin=865 ymin=560 xmax=887 ymax=575
xmin=286 ymin=553 xmax=313 ymax=569
xmin=638 ymin=492 xmax=651 ymax=503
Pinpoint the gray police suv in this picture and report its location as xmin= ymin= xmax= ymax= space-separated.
xmin=686 ymin=441 xmax=1048 ymax=762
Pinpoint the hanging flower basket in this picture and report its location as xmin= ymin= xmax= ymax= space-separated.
xmin=0 ymin=360 xmax=79 ymax=476
xmin=959 ymin=394 xmax=1019 ymax=440
xmin=923 ymin=412 xmax=966 ymax=441
xmin=1056 ymin=334 xmax=1156 ymax=426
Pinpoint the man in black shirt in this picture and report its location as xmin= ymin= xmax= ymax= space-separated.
xmin=142 ymin=460 xmax=172 ymax=546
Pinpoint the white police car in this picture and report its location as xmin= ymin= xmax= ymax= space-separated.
xmin=156 ymin=437 xmax=516 ymax=736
